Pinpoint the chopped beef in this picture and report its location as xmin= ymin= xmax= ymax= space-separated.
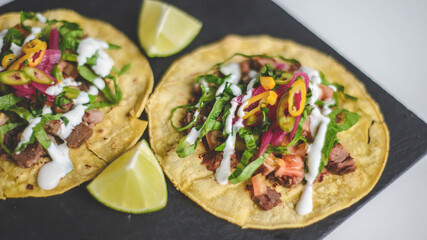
xmin=201 ymin=150 xmax=237 ymax=171
xmin=302 ymin=118 xmax=313 ymax=141
xmin=252 ymin=57 xmax=277 ymax=71
xmin=83 ymin=109 xmax=104 ymax=128
xmin=2 ymin=128 xmax=19 ymax=152
xmin=58 ymin=61 xmax=79 ymax=79
xmin=12 ymin=142 xmax=45 ymax=168
xmin=13 ymin=24 xmax=29 ymax=36
xmin=287 ymin=62 xmax=302 ymax=73
xmin=0 ymin=113 xmax=8 ymax=127
xmin=315 ymin=167 xmax=329 ymax=183
xmin=65 ymin=122 xmax=93 ymax=148
xmin=78 ymin=81 xmax=90 ymax=92
xmin=251 ymin=187 xmax=282 ymax=211
xmin=55 ymin=103 xmax=73 ymax=113
xmin=326 ymin=143 xmax=357 ymax=175
xmin=193 ymin=84 xmax=202 ymax=97
xmin=271 ymin=154 xmax=305 ymax=188
xmin=183 ymin=110 xmax=194 ymax=127
xmin=287 ymin=142 xmax=308 ymax=158
xmin=44 ymin=120 xmax=61 ymax=136
xmin=203 ymin=130 xmax=223 ymax=150
xmin=270 ymin=174 xmax=304 ymax=188
xmin=201 ymin=150 xmax=222 ymax=171
xmin=239 ymin=59 xmax=252 ymax=84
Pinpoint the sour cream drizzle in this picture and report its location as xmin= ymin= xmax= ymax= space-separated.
xmin=15 ymin=105 xmax=51 ymax=152
xmin=38 ymin=89 xmax=98 ymax=190
xmin=296 ymin=66 xmax=334 ymax=215
xmin=185 ymin=64 xmax=243 ymax=145
xmin=215 ymin=69 xmax=257 ymax=185
xmin=46 ymin=77 xmax=80 ymax=95
xmin=184 ymin=79 xmax=208 ymax=145
xmin=77 ymin=38 xmax=113 ymax=77
xmin=36 ymin=13 xmax=47 ymax=23
xmin=0 ymin=29 xmax=8 ymax=51
xmin=10 ymin=28 xmax=42 ymax=57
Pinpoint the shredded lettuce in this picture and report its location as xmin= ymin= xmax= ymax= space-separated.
xmin=319 ymin=108 xmax=360 ymax=173
xmin=15 ymin=113 xmax=62 ymax=152
xmin=0 ymin=94 xmax=24 ymax=110
xmin=176 ymin=94 xmax=232 ymax=158
xmin=2 ymin=28 xmax=25 ymax=50
xmin=78 ymin=65 xmax=122 ymax=104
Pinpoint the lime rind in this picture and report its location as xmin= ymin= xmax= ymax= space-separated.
xmin=87 ymin=140 xmax=167 ymax=214
xmin=138 ymin=0 xmax=202 ymax=57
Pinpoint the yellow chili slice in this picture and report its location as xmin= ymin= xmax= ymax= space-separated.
xmin=1 ymin=54 xmax=16 ymax=68
xmin=266 ymin=91 xmax=277 ymax=105
xmin=7 ymin=55 xmax=28 ymax=70
xmin=27 ymin=41 xmax=47 ymax=67
xmin=243 ymin=91 xmax=278 ymax=119
xmin=260 ymin=76 xmax=275 ymax=90
xmin=288 ymin=79 xmax=306 ymax=116
xmin=22 ymin=39 xmax=44 ymax=54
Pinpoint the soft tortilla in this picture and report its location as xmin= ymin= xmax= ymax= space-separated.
xmin=0 ymin=9 xmax=153 ymax=198
xmin=147 ymin=35 xmax=389 ymax=228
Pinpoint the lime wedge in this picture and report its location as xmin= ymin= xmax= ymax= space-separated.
xmin=138 ymin=0 xmax=202 ymax=57
xmin=87 ymin=140 xmax=167 ymax=213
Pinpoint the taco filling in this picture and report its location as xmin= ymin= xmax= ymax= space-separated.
xmin=0 ymin=12 xmax=127 ymax=190
xmin=171 ymin=54 xmax=360 ymax=214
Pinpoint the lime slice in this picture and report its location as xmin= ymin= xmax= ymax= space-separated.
xmin=87 ymin=140 xmax=167 ymax=213
xmin=138 ymin=0 xmax=202 ymax=57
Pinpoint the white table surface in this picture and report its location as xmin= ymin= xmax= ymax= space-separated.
xmin=273 ymin=0 xmax=427 ymax=239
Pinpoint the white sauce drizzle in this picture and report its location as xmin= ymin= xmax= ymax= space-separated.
xmin=185 ymin=63 xmax=242 ymax=144
xmin=215 ymin=73 xmax=258 ymax=185
xmin=23 ymin=27 xmax=41 ymax=45
xmin=184 ymin=101 xmax=202 ymax=144
xmin=200 ymin=78 xmax=209 ymax=90
xmin=38 ymin=88 xmax=98 ymax=190
xmin=77 ymin=38 xmax=109 ymax=65
xmin=15 ymin=105 xmax=51 ymax=151
xmin=216 ymin=63 xmax=242 ymax=96
xmin=296 ymin=66 xmax=335 ymax=215
xmin=36 ymin=13 xmax=47 ymax=23
xmin=328 ymin=84 xmax=337 ymax=92
xmin=0 ymin=29 xmax=8 ymax=51
xmin=92 ymin=50 xmax=114 ymax=77
xmin=38 ymin=143 xmax=73 ymax=190
xmin=9 ymin=28 xmax=42 ymax=57
xmin=296 ymin=107 xmax=330 ymax=215
xmin=77 ymin=38 xmax=113 ymax=77
xmin=322 ymin=98 xmax=335 ymax=115
xmin=10 ymin=43 xmax=22 ymax=57
xmin=93 ymin=77 xmax=106 ymax=90
xmin=87 ymin=85 xmax=99 ymax=96
xmin=46 ymin=77 xmax=79 ymax=96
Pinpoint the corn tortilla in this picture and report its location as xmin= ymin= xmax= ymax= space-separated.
xmin=147 ymin=35 xmax=389 ymax=229
xmin=0 ymin=9 xmax=153 ymax=198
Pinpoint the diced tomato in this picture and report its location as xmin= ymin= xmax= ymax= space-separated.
xmin=275 ymin=154 xmax=304 ymax=178
xmin=261 ymin=163 xmax=276 ymax=176
xmin=319 ymin=84 xmax=334 ymax=100
xmin=252 ymin=173 xmax=267 ymax=196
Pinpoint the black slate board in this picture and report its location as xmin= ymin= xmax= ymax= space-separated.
xmin=0 ymin=0 xmax=426 ymax=239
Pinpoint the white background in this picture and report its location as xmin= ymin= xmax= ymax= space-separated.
xmin=273 ymin=0 xmax=427 ymax=239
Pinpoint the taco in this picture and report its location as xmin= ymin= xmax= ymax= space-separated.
xmin=0 ymin=10 xmax=153 ymax=198
xmin=148 ymin=35 xmax=389 ymax=228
